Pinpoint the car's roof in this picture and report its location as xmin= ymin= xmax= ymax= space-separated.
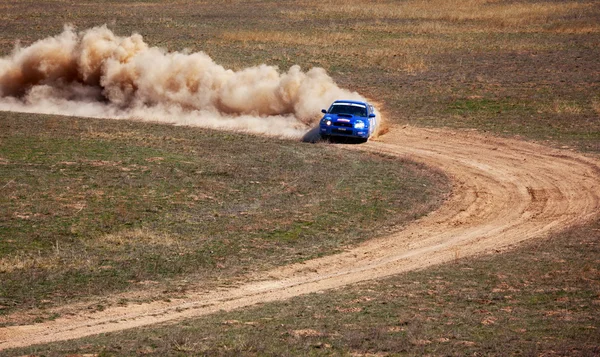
xmin=332 ymin=100 xmax=369 ymax=106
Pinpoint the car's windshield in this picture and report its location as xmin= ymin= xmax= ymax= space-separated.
xmin=329 ymin=104 xmax=368 ymax=117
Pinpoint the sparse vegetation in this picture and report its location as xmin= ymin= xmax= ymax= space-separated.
xmin=0 ymin=0 xmax=599 ymax=355
xmin=7 ymin=214 xmax=599 ymax=356
xmin=1 ymin=0 xmax=597 ymax=151
xmin=0 ymin=112 xmax=448 ymax=318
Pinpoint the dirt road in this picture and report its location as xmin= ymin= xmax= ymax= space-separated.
xmin=2 ymin=126 xmax=599 ymax=350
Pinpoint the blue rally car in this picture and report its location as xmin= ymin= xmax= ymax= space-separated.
xmin=319 ymin=100 xmax=377 ymax=142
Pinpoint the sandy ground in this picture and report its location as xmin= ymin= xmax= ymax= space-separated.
xmin=1 ymin=125 xmax=599 ymax=350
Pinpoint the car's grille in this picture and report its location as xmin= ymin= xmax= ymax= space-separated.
xmin=332 ymin=128 xmax=353 ymax=135
xmin=335 ymin=122 xmax=353 ymax=128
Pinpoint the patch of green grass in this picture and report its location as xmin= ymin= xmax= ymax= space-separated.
xmin=0 ymin=112 xmax=449 ymax=316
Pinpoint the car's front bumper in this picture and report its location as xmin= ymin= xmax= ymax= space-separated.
xmin=320 ymin=125 xmax=369 ymax=138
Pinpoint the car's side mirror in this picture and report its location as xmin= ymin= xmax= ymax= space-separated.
xmin=321 ymin=109 xmax=327 ymax=114
xmin=369 ymin=113 xmax=376 ymax=118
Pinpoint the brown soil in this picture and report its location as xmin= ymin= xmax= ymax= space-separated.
xmin=1 ymin=126 xmax=599 ymax=350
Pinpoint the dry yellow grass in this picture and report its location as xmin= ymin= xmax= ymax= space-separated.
xmin=357 ymin=46 xmax=428 ymax=74
xmin=545 ymin=23 xmax=600 ymax=34
xmin=221 ymin=30 xmax=430 ymax=72
xmin=233 ymin=1 xmax=591 ymax=75
xmin=534 ymin=99 xmax=586 ymax=116
xmin=0 ymin=228 xmax=176 ymax=273
xmin=96 ymin=228 xmax=178 ymax=247
xmin=286 ymin=0 xmax=592 ymax=29
xmin=221 ymin=30 xmax=354 ymax=47
xmin=0 ymin=249 xmax=87 ymax=274
xmin=592 ymin=97 xmax=600 ymax=118
xmin=547 ymin=99 xmax=584 ymax=115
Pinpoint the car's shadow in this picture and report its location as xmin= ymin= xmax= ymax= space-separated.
xmin=301 ymin=126 xmax=322 ymax=143
xmin=301 ymin=126 xmax=366 ymax=145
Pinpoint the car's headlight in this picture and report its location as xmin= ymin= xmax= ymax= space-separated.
xmin=354 ymin=120 xmax=365 ymax=129
xmin=322 ymin=117 xmax=332 ymax=126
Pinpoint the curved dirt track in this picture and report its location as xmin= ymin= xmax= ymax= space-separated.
xmin=2 ymin=125 xmax=600 ymax=350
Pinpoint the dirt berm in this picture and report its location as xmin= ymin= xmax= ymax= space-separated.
xmin=1 ymin=125 xmax=599 ymax=350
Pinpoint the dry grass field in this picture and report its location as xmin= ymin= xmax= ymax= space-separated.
xmin=1 ymin=0 xmax=599 ymax=355
xmin=0 ymin=112 xmax=448 ymax=318
xmin=1 ymin=0 xmax=598 ymax=152
xmin=12 ymin=219 xmax=599 ymax=356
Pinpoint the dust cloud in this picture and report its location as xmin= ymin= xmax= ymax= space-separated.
xmin=0 ymin=25 xmax=365 ymax=138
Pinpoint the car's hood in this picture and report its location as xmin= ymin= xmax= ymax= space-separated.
xmin=322 ymin=113 xmax=367 ymax=122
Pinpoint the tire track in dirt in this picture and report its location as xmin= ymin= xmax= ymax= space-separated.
xmin=1 ymin=126 xmax=599 ymax=350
